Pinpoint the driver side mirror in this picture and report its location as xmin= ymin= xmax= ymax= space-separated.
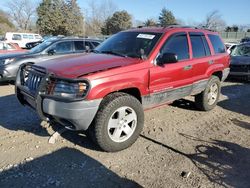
xmin=48 ymin=49 xmax=56 ymax=55
xmin=157 ymin=53 xmax=178 ymax=66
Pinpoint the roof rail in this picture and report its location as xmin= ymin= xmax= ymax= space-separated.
xmin=164 ymin=24 xmax=198 ymax=29
xmin=163 ymin=24 xmax=217 ymax=32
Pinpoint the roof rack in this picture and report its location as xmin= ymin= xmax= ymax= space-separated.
xmin=164 ymin=24 xmax=198 ymax=29
xmin=163 ymin=24 xmax=216 ymax=32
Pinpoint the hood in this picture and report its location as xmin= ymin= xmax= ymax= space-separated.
xmin=36 ymin=53 xmax=141 ymax=78
xmin=230 ymin=56 xmax=250 ymax=65
xmin=0 ymin=51 xmax=32 ymax=60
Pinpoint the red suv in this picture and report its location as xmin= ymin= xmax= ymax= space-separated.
xmin=16 ymin=26 xmax=230 ymax=152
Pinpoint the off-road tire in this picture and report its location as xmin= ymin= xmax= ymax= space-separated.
xmin=195 ymin=76 xmax=221 ymax=111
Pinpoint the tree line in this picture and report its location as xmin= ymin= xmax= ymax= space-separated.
xmin=0 ymin=0 xmax=249 ymax=36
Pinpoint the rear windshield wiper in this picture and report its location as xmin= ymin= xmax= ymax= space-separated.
xmin=100 ymin=50 xmax=127 ymax=57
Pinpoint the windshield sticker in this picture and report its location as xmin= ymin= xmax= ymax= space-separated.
xmin=137 ymin=34 xmax=155 ymax=39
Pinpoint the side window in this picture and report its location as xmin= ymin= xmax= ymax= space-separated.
xmin=6 ymin=43 xmax=15 ymax=49
xmin=54 ymin=41 xmax=73 ymax=54
xmin=208 ymin=34 xmax=226 ymax=54
xmin=85 ymin=41 xmax=92 ymax=49
xmin=202 ymin=36 xmax=211 ymax=56
xmin=12 ymin=34 xmax=22 ymax=40
xmin=23 ymin=34 xmax=28 ymax=39
xmin=161 ymin=34 xmax=189 ymax=61
xmin=91 ymin=42 xmax=100 ymax=48
xmin=28 ymin=35 xmax=34 ymax=39
xmin=74 ymin=41 xmax=92 ymax=51
xmin=35 ymin=35 xmax=41 ymax=39
xmin=190 ymin=35 xmax=206 ymax=58
xmin=75 ymin=41 xmax=86 ymax=51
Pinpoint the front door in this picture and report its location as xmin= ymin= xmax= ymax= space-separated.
xmin=144 ymin=32 xmax=194 ymax=109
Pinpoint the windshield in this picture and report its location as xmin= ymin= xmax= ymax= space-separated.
xmin=30 ymin=38 xmax=57 ymax=53
xmin=231 ymin=44 xmax=250 ymax=57
xmin=95 ymin=31 xmax=162 ymax=58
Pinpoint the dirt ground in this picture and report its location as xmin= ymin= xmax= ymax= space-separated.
xmin=0 ymin=81 xmax=250 ymax=188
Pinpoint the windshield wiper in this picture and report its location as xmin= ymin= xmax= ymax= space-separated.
xmin=100 ymin=50 xmax=127 ymax=57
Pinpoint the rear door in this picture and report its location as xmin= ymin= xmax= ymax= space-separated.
xmin=189 ymin=32 xmax=212 ymax=84
xmin=207 ymin=34 xmax=229 ymax=69
xmin=74 ymin=41 xmax=93 ymax=53
xmin=147 ymin=32 xmax=194 ymax=108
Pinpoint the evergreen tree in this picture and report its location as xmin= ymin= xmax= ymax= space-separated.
xmin=144 ymin=19 xmax=157 ymax=27
xmin=101 ymin=10 xmax=132 ymax=35
xmin=64 ymin=0 xmax=84 ymax=36
xmin=159 ymin=8 xmax=176 ymax=27
xmin=37 ymin=0 xmax=84 ymax=36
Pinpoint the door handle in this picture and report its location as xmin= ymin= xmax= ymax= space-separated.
xmin=208 ymin=60 xmax=214 ymax=64
xmin=183 ymin=65 xmax=192 ymax=70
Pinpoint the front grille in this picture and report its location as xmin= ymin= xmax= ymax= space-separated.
xmin=230 ymin=64 xmax=250 ymax=72
xmin=24 ymin=69 xmax=45 ymax=95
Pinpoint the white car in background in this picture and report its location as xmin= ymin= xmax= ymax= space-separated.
xmin=4 ymin=32 xmax=42 ymax=48
xmin=225 ymin=42 xmax=238 ymax=54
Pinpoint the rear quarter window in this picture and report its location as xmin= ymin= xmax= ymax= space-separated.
xmin=208 ymin=34 xmax=226 ymax=54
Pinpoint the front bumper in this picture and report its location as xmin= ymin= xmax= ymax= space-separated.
xmin=229 ymin=64 xmax=250 ymax=80
xmin=229 ymin=72 xmax=250 ymax=76
xmin=0 ymin=66 xmax=16 ymax=82
xmin=42 ymin=98 xmax=101 ymax=130
xmin=222 ymin=68 xmax=230 ymax=81
xmin=15 ymin=64 xmax=101 ymax=131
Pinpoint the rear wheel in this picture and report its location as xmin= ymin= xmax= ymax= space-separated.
xmin=88 ymin=92 xmax=144 ymax=152
xmin=195 ymin=76 xmax=221 ymax=111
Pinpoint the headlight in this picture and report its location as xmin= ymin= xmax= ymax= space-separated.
xmin=49 ymin=80 xmax=89 ymax=99
xmin=0 ymin=58 xmax=15 ymax=66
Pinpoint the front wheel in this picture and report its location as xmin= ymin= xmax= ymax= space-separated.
xmin=195 ymin=76 xmax=221 ymax=111
xmin=88 ymin=92 xmax=144 ymax=152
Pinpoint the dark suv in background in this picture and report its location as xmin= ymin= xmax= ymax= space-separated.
xmin=0 ymin=37 xmax=101 ymax=82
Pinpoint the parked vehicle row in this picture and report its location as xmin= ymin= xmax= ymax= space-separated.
xmin=0 ymin=41 xmax=27 ymax=54
xmin=5 ymin=32 xmax=42 ymax=48
xmin=0 ymin=37 xmax=101 ymax=82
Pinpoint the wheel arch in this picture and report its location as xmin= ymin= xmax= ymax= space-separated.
xmin=212 ymin=71 xmax=223 ymax=81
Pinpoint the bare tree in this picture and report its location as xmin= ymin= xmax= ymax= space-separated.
xmin=6 ymin=0 xmax=37 ymax=31
xmin=84 ymin=0 xmax=117 ymax=36
xmin=0 ymin=9 xmax=15 ymax=34
xmin=202 ymin=10 xmax=226 ymax=31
